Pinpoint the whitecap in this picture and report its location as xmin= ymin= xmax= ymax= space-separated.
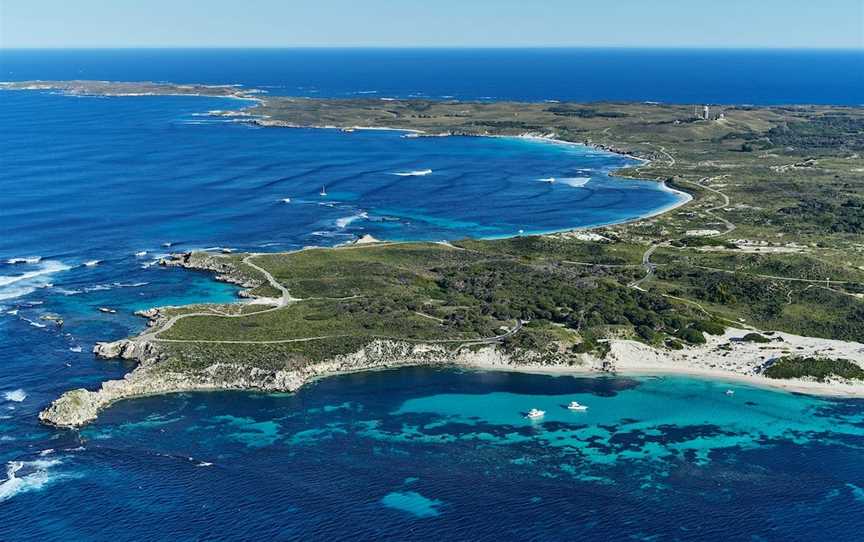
xmin=69 ymin=346 xmax=83 ymax=353
xmin=0 ymin=458 xmax=65 ymax=503
xmin=6 ymin=257 xmax=41 ymax=265
xmin=3 ymin=389 xmax=27 ymax=402
xmin=54 ymin=287 xmax=82 ymax=296
xmin=560 ymin=177 xmax=591 ymax=188
xmin=134 ymin=251 xmax=148 ymax=257
xmin=114 ymin=281 xmax=148 ymax=288
xmin=0 ymin=260 xmax=72 ymax=301
xmin=83 ymin=284 xmax=112 ymax=293
xmin=393 ymin=169 xmax=433 ymax=177
xmin=23 ymin=319 xmax=46 ymax=328
xmin=336 ymin=212 xmax=368 ymax=229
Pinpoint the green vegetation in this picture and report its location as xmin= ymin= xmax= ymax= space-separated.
xmin=146 ymin=92 xmax=864 ymax=366
xmin=16 ymin=81 xmax=862 ymax=373
xmin=158 ymin=241 xmax=721 ymax=363
xmin=764 ymin=356 xmax=864 ymax=382
xmin=742 ymin=333 xmax=771 ymax=343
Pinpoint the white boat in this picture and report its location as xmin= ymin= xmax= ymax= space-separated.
xmin=281 ymin=197 xmax=291 ymax=203
xmin=98 ymin=307 xmax=117 ymax=314
xmin=319 ymin=186 xmax=327 ymax=196
xmin=567 ymin=401 xmax=588 ymax=411
xmin=525 ymin=408 xmax=545 ymax=419
xmin=725 ymin=389 xmax=735 ymax=396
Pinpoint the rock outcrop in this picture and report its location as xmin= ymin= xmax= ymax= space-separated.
xmin=39 ymin=339 xmax=594 ymax=428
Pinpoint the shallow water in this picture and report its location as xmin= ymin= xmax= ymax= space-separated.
xmin=1 ymin=50 xmax=863 ymax=540
xmin=4 ymin=369 xmax=864 ymax=540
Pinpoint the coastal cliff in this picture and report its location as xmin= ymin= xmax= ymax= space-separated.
xmin=39 ymin=321 xmax=864 ymax=428
xmin=39 ymin=339 xmax=587 ymax=428
xmin=14 ymin=81 xmax=864 ymax=428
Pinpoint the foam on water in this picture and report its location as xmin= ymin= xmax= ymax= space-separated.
xmin=3 ymin=389 xmax=27 ymax=402
xmin=393 ymin=169 xmax=433 ymax=177
xmin=0 ymin=458 xmax=65 ymax=503
xmin=6 ymin=257 xmax=41 ymax=265
xmin=560 ymin=177 xmax=591 ymax=187
xmin=0 ymin=260 xmax=71 ymax=301
xmin=335 ymin=212 xmax=368 ymax=229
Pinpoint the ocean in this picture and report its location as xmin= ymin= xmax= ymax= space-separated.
xmin=0 ymin=49 xmax=863 ymax=540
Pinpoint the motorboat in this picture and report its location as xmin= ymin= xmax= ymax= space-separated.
xmin=567 ymin=401 xmax=588 ymax=411
xmin=525 ymin=408 xmax=545 ymax=419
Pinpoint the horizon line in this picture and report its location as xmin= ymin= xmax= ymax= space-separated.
xmin=2 ymin=45 xmax=862 ymax=52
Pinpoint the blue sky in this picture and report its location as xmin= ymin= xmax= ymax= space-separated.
xmin=0 ymin=0 xmax=861 ymax=49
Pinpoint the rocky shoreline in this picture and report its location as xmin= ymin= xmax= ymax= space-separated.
xmin=37 ymin=245 xmax=864 ymax=428
xmin=39 ymin=312 xmax=864 ymax=428
xmin=39 ymin=338 xmax=587 ymax=428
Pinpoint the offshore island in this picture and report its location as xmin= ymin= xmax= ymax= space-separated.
xmin=5 ymin=81 xmax=863 ymax=427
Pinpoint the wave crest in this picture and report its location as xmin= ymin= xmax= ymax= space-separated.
xmin=0 ymin=458 xmax=68 ymax=503
xmin=336 ymin=212 xmax=369 ymax=228
xmin=4 ymin=389 xmax=27 ymax=402
xmin=393 ymin=169 xmax=432 ymax=177
xmin=0 ymin=260 xmax=71 ymax=302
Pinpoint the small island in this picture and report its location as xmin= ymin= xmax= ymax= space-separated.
xmin=8 ymin=81 xmax=863 ymax=427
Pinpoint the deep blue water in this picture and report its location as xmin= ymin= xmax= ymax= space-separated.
xmin=2 ymin=48 xmax=863 ymax=104
xmin=1 ymin=50 xmax=863 ymax=540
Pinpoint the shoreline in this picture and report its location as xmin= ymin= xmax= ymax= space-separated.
xmin=36 ymin=244 xmax=864 ymax=428
xmin=237 ymin=120 xmax=695 ymax=240
xmin=18 ymin=80 xmax=863 ymax=429
xmin=39 ymin=326 xmax=864 ymax=428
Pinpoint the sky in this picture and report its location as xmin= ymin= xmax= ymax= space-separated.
xmin=0 ymin=0 xmax=861 ymax=49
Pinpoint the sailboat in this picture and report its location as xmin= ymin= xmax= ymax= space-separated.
xmin=319 ymin=185 xmax=327 ymax=196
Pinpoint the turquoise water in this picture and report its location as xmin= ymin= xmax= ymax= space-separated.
xmin=1 ymin=49 xmax=863 ymax=540
xmin=5 ymin=369 xmax=864 ymax=540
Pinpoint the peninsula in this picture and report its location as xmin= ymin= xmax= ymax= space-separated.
xmin=7 ymin=81 xmax=862 ymax=427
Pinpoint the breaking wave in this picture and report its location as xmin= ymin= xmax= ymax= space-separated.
xmin=6 ymin=256 xmax=41 ymax=265
xmin=560 ymin=177 xmax=591 ymax=187
xmin=3 ymin=389 xmax=27 ymax=402
xmin=0 ymin=458 xmax=70 ymax=503
xmin=336 ymin=212 xmax=368 ymax=228
xmin=0 ymin=260 xmax=71 ymax=301
xmin=393 ymin=169 xmax=432 ymax=177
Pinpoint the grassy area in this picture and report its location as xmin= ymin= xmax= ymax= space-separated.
xmin=155 ymin=240 xmax=731 ymax=367
xmin=28 ymin=82 xmax=860 ymax=367
xmin=146 ymin=96 xmax=863 ymax=367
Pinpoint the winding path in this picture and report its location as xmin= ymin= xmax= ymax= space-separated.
xmin=139 ymin=254 xmax=295 ymax=342
xmin=136 ymin=253 xmax=524 ymax=347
